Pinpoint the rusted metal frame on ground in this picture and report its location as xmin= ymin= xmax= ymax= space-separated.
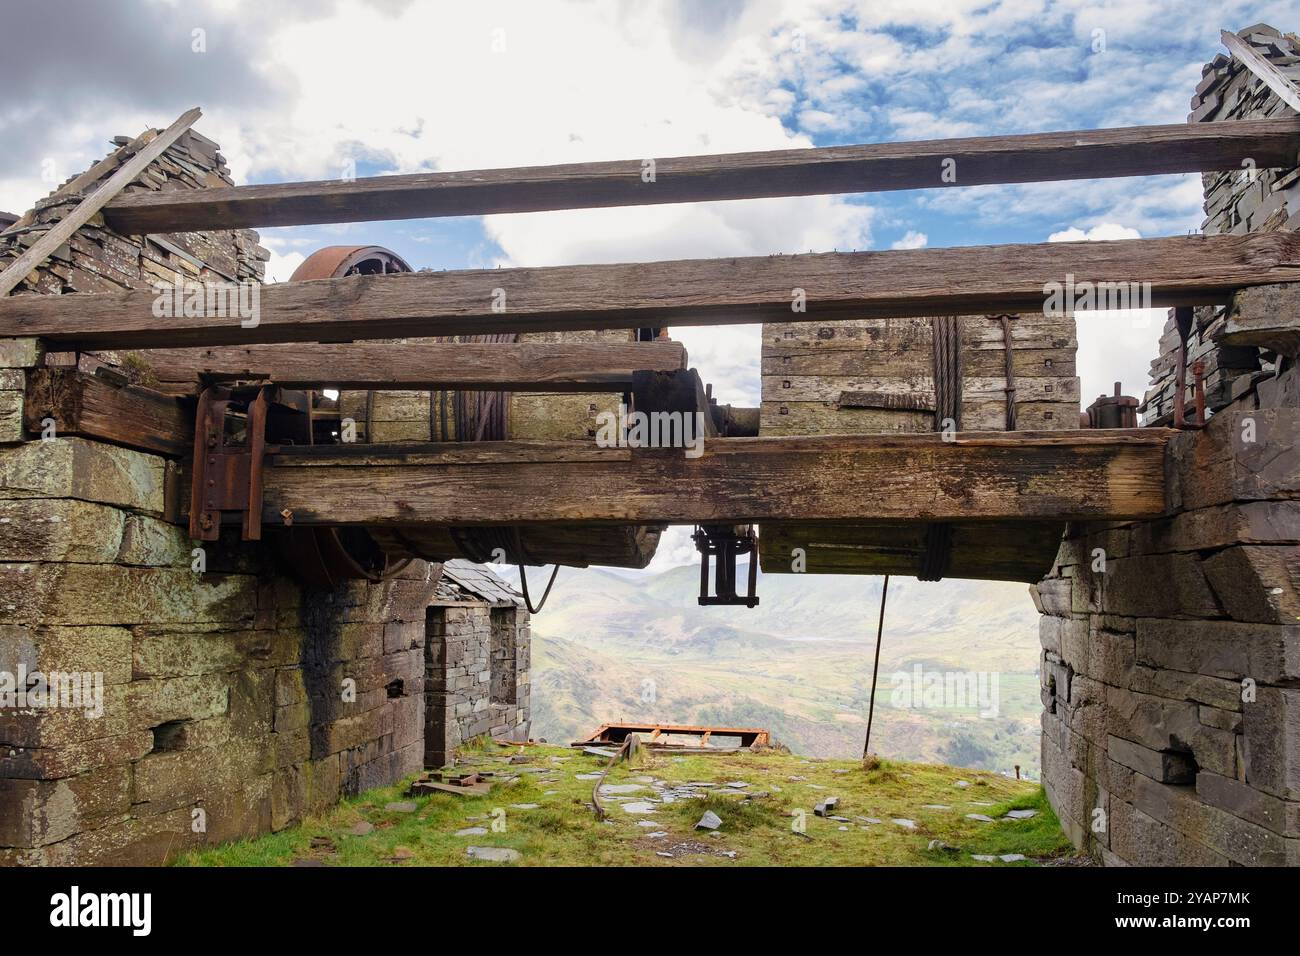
xmin=576 ymin=722 xmax=772 ymax=749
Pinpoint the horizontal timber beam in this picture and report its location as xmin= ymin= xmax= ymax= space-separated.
xmin=25 ymin=368 xmax=192 ymax=456
xmin=5 ymin=233 xmax=1300 ymax=350
xmin=99 ymin=118 xmax=1300 ymax=232
xmin=135 ymin=340 xmax=688 ymax=392
xmin=257 ymin=429 xmax=1172 ymax=528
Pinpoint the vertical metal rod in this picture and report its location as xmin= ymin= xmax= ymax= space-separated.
xmin=862 ymin=574 xmax=890 ymax=760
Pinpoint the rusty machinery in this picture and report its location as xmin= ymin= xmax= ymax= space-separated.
xmin=189 ymin=246 xmax=416 ymax=588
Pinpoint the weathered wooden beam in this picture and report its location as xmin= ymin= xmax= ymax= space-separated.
xmin=24 ymin=368 xmax=192 ymax=456
xmin=133 ymin=340 xmax=688 ymax=392
xmin=99 ymin=118 xmax=1300 ymax=233
xmin=0 ymin=108 xmax=200 ymax=296
xmin=5 ymin=234 xmax=1299 ymax=350
xmin=257 ymin=429 xmax=1172 ymax=528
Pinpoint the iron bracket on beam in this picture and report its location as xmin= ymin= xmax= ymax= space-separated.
xmin=1172 ymin=306 xmax=1207 ymax=430
xmin=693 ymin=524 xmax=759 ymax=607
xmin=189 ymin=384 xmax=271 ymax=541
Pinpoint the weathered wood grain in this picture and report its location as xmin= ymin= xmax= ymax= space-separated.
xmin=256 ymin=429 xmax=1172 ymax=527
xmin=24 ymin=369 xmax=192 ymax=456
xmin=757 ymin=519 xmax=1068 ymax=582
xmin=4 ymin=234 xmax=1299 ymax=350
xmin=135 ymin=340 xmax=687 ymax=392
xmin=100 ymin=118 xmax=1300 ymax=232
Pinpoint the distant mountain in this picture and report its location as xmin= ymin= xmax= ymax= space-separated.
xmin=511 ymin=562 xmax=1044 ymax=775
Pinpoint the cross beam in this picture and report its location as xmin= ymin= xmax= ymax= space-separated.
xmin=4 ymin=234 xmax=1298 ymax=350
xmin=135 ymin=340 xmax=688 ymax=392
xmin=98 ymin=118 xmax=1300 ymax=233
xmin=253 ymin=429 xmax=1172 ymax=529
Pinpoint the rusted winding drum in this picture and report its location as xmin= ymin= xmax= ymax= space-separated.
xmin=287 ymin=244 xmax=663 ymax=575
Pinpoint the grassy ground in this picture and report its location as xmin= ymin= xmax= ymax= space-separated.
xmin=178 ymin=744 xmax=1078 ymax=867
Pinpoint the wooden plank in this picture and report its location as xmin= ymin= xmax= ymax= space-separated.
xmin=0 ymin=130 xmax=158 ymax=237
xmin=24 ymin=368 xmax=192 ymax=456
xmin=5 ymin=233 xmax=1300 ymax=350
xmin=99 ymin=118 xmax=1300 ymax=232
xmin=133 ymin=340 xmax=688 ymax=392
xmin=757 ymin=519 xmax=1067 ymax=583
xmin=256 ymin=429 xmax=1172 ymax=527
xmin=1221 ymin=31 xmax=1300 ymax=113
xmin=0 ymin=108 xmax=200 ymax=297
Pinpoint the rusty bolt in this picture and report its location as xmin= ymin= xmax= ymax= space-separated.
xmin=199 ymin=514 xmax=214 ymax=530
xmin=280 ymin=508 xmax=294 ymax=526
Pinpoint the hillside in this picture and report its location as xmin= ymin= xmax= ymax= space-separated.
xmin=511 ymin=562 xmax=1044 ymax=776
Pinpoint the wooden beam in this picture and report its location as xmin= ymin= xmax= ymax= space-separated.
xmin=99 ymin=118 xmax=1300 ymax=233
xmin=134 ymin=340 xmax=688 ymax=392
xmin=1221 ymin=31 xmax=1300 ymax=114
xmin=5 ymin=233 xmax=1299 ymax=350
xmin=257 ymin=429 xmax=1172 ymax=528
xmin=25 ymin=368 xmax=192 ymax=456
xmin=0 ymin=129 xmax=158 ymax=237
xmin=0 ymin=108 xmax=200 ymax=297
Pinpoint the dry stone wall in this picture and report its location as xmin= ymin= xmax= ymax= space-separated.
xmin=1038 ymin=24 xmax=1300 ymax=866
xmin=0 ymin=131 xmax=531 ymax=865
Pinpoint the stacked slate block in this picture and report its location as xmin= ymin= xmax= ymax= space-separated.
xmin=1038 ymin=24 xmax=1300 ymax=866
xmin=423 ymin=562 xmax=530 ymax=769
xmin=1140 ymin=24 xmax=1300 ymax=424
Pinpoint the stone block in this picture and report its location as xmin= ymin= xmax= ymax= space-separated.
xmin=1131 ymin=771 xmax=1287 ymax=865
xmin=0 ymin=624 xmax=132 ymax=685
xmin=0 ymin=497 xmax=124 ymax=562
xmin=1241 ymin=686 xmax=1300 ymax=799
xmin=1196 ymin=770 xmax=1300 ymax=837
xmin=0 ymin=764 xmax=130 ymax=847
xmin=1203 ymin=545 xmax=1300 ymax=624
xmin=1106 ymin=685 xmax=1236 ymax=777
xmin=1107 ymin=734 xmax=1196 ymax=783
xmin=0 ymin=437 xmax=164 ymax=513
xmin=1135 ymin=618 xmax=1300 ymax=682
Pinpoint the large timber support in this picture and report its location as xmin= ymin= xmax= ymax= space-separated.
xmin=235 ymin=429 xmax=1171 ymax=530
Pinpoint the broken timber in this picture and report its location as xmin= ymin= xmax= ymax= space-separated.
xmin=5 ymin=233 xmax=1300 ymax=350
xmin=251 ymin=429 xmax=1171 ymax=529
xmin=98 ymin=118 xmax=1300 ymax=233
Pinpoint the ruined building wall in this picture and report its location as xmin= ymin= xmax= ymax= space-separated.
xmin=423 ymin=562 xmax=531 ymax=769
xmin=1037 ymin=25 xmax=1300 ymax=866
xmin=0 ymin=131 xmax=527 ymax=864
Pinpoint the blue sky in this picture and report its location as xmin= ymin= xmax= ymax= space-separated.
xmin=3 ymin=2 xmax=1295 ymax=552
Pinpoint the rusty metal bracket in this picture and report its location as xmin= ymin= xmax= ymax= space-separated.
xmin=693 ymin=524 xmax=759 ymax=607
xmin=1172 ymin=306 xmax=1207 ymax=430
xmin=188 ymin=384 xmax=271 ymax=541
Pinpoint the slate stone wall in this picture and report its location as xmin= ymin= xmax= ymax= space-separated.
xmin=1038 ymin=24 xmax=1300 ymax=866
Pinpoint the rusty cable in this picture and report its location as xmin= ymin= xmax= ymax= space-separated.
xmin=862 ymin=574 xmax=890 ymax=761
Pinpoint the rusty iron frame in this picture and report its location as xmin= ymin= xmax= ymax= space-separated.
xmin=188 ymin=384 xmax=271 ymax=541
xmin=575 ymin=722 xmax=771 ymax=750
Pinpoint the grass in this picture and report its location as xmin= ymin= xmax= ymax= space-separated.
xmin=176 ymin=745 xmax=1077 ymax=867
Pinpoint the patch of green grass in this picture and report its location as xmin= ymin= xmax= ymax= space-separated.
xmin=177 ymin=744 xmax=1081 ymax=868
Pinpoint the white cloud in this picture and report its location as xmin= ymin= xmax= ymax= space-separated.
xmin=891 ymin=229 xmax=928 ymax=249
xmin=1048 ymin=221 xmax=1164 ymax=407
xmin=1048 ymin=223 xmax=1141 ymax=242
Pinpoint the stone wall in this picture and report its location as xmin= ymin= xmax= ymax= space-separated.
xmin=0 ymin=435 xmax=435 ymax=864
xmin=1037 ymin=25 xmax=1300 ymax=866
xmin=0 ymin=130 xmax=531 ymax=864
xmin=423 ymin=564 xmax=530 ymax=768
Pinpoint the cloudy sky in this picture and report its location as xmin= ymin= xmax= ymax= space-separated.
xmin=3 ymin=0 xmax=1290 ymax=568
